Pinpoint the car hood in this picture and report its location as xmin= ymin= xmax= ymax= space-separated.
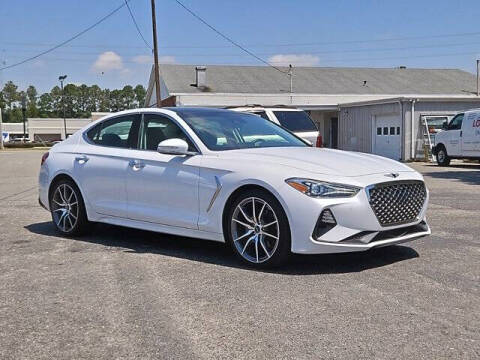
xmin=217 ymin=147 xmax=414 ymax=177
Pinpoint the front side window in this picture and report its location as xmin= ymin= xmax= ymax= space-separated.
xmin=448 ymin=114 xmax=464 ymax=130
xmin=139 ymin=114 xmax=196 ymax=152
xmin=273 ymin=111 xmax=318 ymax=132
xmin=86 ymin=115 xmax=140 ymax=148
xmin=176 ymin=109 xmax=307 ymax=151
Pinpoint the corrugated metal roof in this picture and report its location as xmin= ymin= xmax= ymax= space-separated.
xmin=158 ymin=64 xmax=478 ymax=95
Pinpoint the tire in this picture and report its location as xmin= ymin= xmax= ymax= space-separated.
xmin=49 ymin=179 xmax=90 ymax=236
xmin=436 ymin=146 xmax=450 ymax=166
xmin=226 ymin=188 xmax=291 ymax=268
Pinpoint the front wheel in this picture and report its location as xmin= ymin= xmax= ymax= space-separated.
xmin=436 ymin=147 xmax=450 ymax=166
xmin=226 ymin=189 xmax=291 ymax=268
xmin=49 ymin=179 xmax=90 ymax=236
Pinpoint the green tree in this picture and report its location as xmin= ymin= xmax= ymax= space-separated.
xmin=49 ymin=86 xmax=62 ymax=118
xmin=38 ymin=93 xmax=54 ymax=117
xmin=26 ymin=85 xmax=39 ymax=117
xmin=134 ymin=84 xmax=146 ymax=107
xmin=98 ymin=88 xmax=111 ymax=112
xmin=2 ymin=81 xmax=18 ymax=110
xmin=122 ymin=85 xmax=136 ymax=109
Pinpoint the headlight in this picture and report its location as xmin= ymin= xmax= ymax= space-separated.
xmin=285 ymin=178 xmax=361 ymax=198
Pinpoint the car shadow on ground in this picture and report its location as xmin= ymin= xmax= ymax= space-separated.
xmin=25 ymin=221 xmax=419 ymax=275
xmin=421 ymin=163 xmax=480 ymax=185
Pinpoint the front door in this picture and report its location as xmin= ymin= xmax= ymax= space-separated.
xmin=126 ymin=113 xmax=200 ymax=229
xmin=445 ymin=114 xmax=463 ymax=156
xmin=74 ymin=114 xmax=140 ymax=218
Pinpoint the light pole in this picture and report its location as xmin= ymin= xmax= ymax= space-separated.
xmin=21 ymin=94 xmax=27 ymax=142
xmin=58 ymin=75 xmax=67 ymax=139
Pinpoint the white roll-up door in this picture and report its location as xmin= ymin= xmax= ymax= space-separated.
xmin=373 ymin=115 xmax=401 ymax=160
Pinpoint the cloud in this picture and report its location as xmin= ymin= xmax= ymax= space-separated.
xmin=132 ymin=55 xmax=152 ymax=64
xmin=132 ymin=54 xmax=176 ymax=65
xmin=267 ymin=54 xmax=320 ymax=66
xmin=92 ymin=51 xmax=124 ymax=72
xmin=158 ymin=56 xmax=176 ymax=64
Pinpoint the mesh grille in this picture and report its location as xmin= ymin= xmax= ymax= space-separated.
xmin=367 ymin=181 xmax=426 ymax=227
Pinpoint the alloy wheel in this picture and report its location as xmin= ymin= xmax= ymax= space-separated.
xmin=230 ymin=197 xmax=280 ymax=264
xmin=51 ymin=184 xmax=79 ymax=233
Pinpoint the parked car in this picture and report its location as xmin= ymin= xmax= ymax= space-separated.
xmin=229 ymin=106 xmax=322 ymax=147
xmin=432 ymin=109 xmax=480 ymax=166
xmin=38 ymin=108 xmax=430 ymax=268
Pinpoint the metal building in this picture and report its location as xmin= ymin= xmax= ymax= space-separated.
xmin=145 ymin=64 xmax=480 ymax=160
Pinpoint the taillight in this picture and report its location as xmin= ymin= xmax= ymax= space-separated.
xmin=316 ymin=134 xmax=323 ymax=148
xmin=41 ymin=152 xmax=49 ymax=166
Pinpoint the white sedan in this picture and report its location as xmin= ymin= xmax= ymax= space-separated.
xmin=38 ymin=108 xmax=431 ymax=268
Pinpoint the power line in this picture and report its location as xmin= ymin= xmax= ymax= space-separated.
xmin=173 ymin=0 xmax=288 ymax=74
xmin=0 ymin=1 xmax=130 ymax=71
xmin=3 ymin=30 xmax=480 ymax=50
xmin=124 ymin=0 xmax=152 ymax=50
xmin=5 ymin=50 xmax=479 ymax=65
xmin=4 ymin=40 xmax=480 ymax=58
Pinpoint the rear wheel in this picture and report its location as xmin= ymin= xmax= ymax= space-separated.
xmin=436 ymin=146 xmax=450 ymax=166
xmin=226 ymin=189 xmax=291 ymax=268
xmin=50 ymin=179 xmax=89 ymax=236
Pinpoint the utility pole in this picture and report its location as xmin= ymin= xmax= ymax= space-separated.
xmin=477 ymin=59 xmax=479 ymax=97
xmin=59 ymin=75 xmax=67 ymax=139
xmin=151 ymin=0 xmax=162 ymax=107
xmin=0 ymin=108 xmax=4 ymax=150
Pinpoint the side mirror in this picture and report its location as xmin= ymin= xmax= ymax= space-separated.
xmin=157 ymin=138 xmax=191 ymax=155
xmin=442 ymin=121 xmax=448 ymax=130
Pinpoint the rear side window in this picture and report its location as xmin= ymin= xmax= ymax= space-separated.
xmin=86 ymin=114 xmax=140 ymax=148
xmin=273 ymin=111 xmax=318 ymax=132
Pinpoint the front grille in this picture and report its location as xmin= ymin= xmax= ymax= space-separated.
xmin=367 ymin=180 xmax=427 ymax=227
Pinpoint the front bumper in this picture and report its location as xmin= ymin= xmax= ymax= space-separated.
xmin=281 ymin=173 xmax=430 ymax=254
xmin=308 ymin=221 xmax=431 ymax=253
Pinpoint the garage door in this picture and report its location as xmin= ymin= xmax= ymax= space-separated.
xmin=373 ymin=115 xmax=401 ymax=160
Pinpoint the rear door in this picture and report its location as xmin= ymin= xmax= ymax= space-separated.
xmin=74 ymin=114 xmax=140 ymax=218
xmin=462 ymin=111 xmax=480 ymax=155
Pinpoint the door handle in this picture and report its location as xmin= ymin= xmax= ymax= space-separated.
xmin=129 ymin=159 xmax=145 ymax=169
xmin=75 ymin=155 xmax=89 ymax=164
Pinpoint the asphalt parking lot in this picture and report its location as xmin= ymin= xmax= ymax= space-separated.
xmin=0 ymin=150 xmax=479 ymax=359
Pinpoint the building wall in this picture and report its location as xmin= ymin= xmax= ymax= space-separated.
xmin=339 ymin=102 xmax=402 ymax=155
xmin=339 ymin=99 xmax=480 ymax=160
xmin=28 ymin=118 xmax=92 ymax=141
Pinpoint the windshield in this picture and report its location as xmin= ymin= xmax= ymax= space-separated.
xmin=273 ymin=111 xmax=318 ymax=132
xmin=176 ymin=109 xmax=308 ymax=151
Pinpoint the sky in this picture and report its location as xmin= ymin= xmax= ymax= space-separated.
xmin=1 ymin=0 xmax=480 ymax=93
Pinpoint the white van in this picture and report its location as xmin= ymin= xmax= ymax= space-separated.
xmin=229 ymin=106 xmax=322 ymax=147
xmin=433 ymin=109 xmax=480 ymax=166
